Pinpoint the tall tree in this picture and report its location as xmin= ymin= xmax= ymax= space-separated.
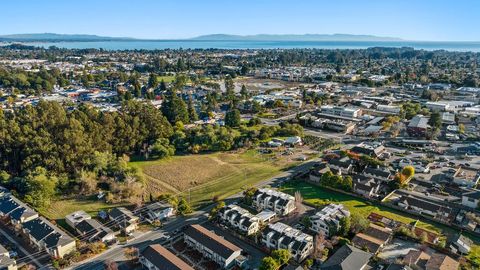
xmin=187 ymin=95 xmax=198 ymax=123
xmin=161 ymin=88 xmax=189 ymax=124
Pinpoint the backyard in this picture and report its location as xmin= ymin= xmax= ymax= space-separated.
xmin=280 ymin=181 xmax=446 ymax=234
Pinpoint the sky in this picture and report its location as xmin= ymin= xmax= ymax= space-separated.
xmin=1 ymin=0 xmax=479 ymax=41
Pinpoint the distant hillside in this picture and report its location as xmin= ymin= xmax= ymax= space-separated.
xmin=191 ymin=34 xmax=403 ymax=42
xmin=0 ymin=33 xmax=134 ymax=42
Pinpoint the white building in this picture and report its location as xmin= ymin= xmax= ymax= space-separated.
xmin=262 ymin=222 xmax=313 ymax=262
xmin=310 ymin=204 xmax=350 ymax=236
xmin=320 ymin=105 xmax=361 ymax=118
xmin=462 ymin=191 xmax=480 ymax=208
xmin=218 ymin=205 xmax=260 ymax=235
xmin=252 ymin=189 xmax=296 ymax=216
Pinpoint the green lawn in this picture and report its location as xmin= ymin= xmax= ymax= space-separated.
xmin=280 ymin=181 xmax=444 ymax=234
xmin=156 ymin=75 xmax=177 ymax=83
xmin=130 ymin=150 xmax=297 ymax=208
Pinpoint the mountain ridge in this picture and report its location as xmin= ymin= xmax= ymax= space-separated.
xmin=0 ymin=33 xmax=404 ymax=42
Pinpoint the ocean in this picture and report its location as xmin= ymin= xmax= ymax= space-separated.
xmin=19 ymin=40 xmax=480 ymax=52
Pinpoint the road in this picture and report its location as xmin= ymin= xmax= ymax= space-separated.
xmin=69 ymin=157 xmax=319 ymax=270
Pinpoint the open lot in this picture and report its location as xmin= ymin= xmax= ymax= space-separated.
xmin=130 ymin=150 xmax=301 ymax=208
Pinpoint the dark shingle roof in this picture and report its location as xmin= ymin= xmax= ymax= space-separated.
xmin=320 ymin=244 xmax=372 ymax=270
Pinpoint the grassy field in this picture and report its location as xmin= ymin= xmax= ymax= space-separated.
xmin=280 ymin=181 xmax=447 ymax=234
xmin=130 ymin=150 xmax=297 ymax=208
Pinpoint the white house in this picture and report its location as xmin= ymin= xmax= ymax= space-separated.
xmin=65 ymin=210 xmax=91 ymax=229
xmin=310 ymin=204 xmax=350 ymax=237
xmin=145 ymin=202 xmax=175 ymax=222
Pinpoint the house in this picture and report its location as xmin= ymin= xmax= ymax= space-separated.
xmin=352 ymin=175 xmax=381 ymax=198
xmin=449 ymin=234 xmax=473 ymax=255
xmin=145 ymin=202 xmax=175 ymax=222
xmin=0 ymin=195 xmax=38 ymax=225
xmin=329 ymin=157 xmax=354 ymax=175
xmin=309 ymin=163 xmax=330 ymax=182
xmin=462 ymin=190 xmax=480 ymax=208
xmin=218 ymin=205 xmax=260 ymax=235
xmin=452 ymin=167 xmax=480 ymax=188
xmin=252 ymin=189 xmax=296 ymax=216
xmin=397 ymin=196 xmax=452 ymax=220
xmin=184 ymin=224 xmax=243 ymax=269
xmin=398 ymin=159 xmax=430 ymax=174
xmin=402 ymin=250 xmax=431 ymax=269
xmin=425 ymin=253 xmax=459 ymax=270
xmin=140 ymin=244 xmax=193 ymax=270
xmin=351 ymin=223 xmax=392 ymax=254
xmin=261 ymin=222 xmax=313 ymax=262
xmin=320 ymin=244 xmax=372 ymax=270
xmin=363 ymin=167 xmax=392 ymax=182
xmin=22 ymin=217 xmax=76 ymax=258
xmin=74 ymin=219 xmax=116 ymax=243
xmin=350 ymin=142 xmax=386 ymax=158
xmin=407 ymin=115 xmax=429 ymax=137
xmin=310 ymin=204 xmax=350 ymax=237
xmin=284 ymin=136 xmax=302 ymax=146
xmin=0 ymin=244 xmax=16 ymax=270
xmin=65 ymin=210 xmax=91 ymax=229
xmin=108 ymin=207 xmax=139 ymax=234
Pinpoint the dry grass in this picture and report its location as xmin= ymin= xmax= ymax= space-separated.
xmin=130 ymin=150 xmax=298 ymax=207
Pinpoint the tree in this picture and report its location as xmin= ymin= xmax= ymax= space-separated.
xmin=161 ymin=88 xmax=189 ymax=124
xmin=271 ymin=249 xmax=291 ymax=266
xmin=459 ymin=123 xmax=465 ymax=134
xmin=338 ymin=216 xmax=351 ymax=236
xmin=301 ymin=216 xmax=312 ymax=229
xmin=147 ymin=73 xmax=159 ymax=89
xmin=187 ymin=95 xmax=198 ymax=123
xmin=259 ymin=256 xmax=279 ymax=270
xmin=402 ymin=166 xmax=415 ymax=179
xmin=350 ymin=212 xmax=370 ymax=233
xmin=225 ymin=109 xmax=241 ymax=127
xmin=243 ymin=186 xmax=258 ymax=205
xmin=224 ymin=76 xmax=235 ymax=102
xmin=209 ymin=201 xmax=225 ymax=219
xmin=240 ymin=84 xmax=248 ymax=99
xmin=150 ymin=138 xmax=175 ymax=159
xmin=23 ymin=167 xmax=58 ymax=208
xmin=177 ymin=198 xmax=192 ymax=215
xmin=124 ymin=247 xmax=139 ymax=262
xmin=428 ymin=111 xmax=442 ymax=129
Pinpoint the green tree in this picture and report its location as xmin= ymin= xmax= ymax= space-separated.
xmin=161 ymin=88 xmax=189 ymax=124
xmin=150 ymin=138 xmax=175 ymax=159
xmin=339 ymin=216 xmax=351 ymax=236
xmin=148 ymin=73 xmax=159 ymax=89
xmin=350 ymin=212 xmax=370 ymax=233
xmin=259 ymin=256 xmax=279 ymax=270
xmin=177 ymin=198 xmax=192 ymax=215
xmin=428 ymin=111 xmax=442 ymax=129
xmin=23 ymin=167 xmax=58 ymax=208
xmin=224 ymin=76 xmax=235 ymax=102
xmin=187 ymin=95 xmax=198 ymax=123
xmin=271 ymin=249 xmax=291 ymax=266
xmin=209 ymin=201 xmax=225 ymax=219
xmin=225 ymin=109 xmax=241 ymax=128
xmin=240 ymin=84 xmax=248 ymax=99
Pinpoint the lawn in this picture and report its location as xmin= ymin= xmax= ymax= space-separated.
xmin=130 ymin=150 xmax=297 ymax=208
xmin=156 ymin=75 xmax=176 ymax=83
xmin=280 ymin=181 xmax=444 ymax=234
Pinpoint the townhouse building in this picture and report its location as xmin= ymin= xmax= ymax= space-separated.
xmin=261 ymin=222 xmax=313 ymax=262
xmin=218 ymin=205 xmax=260 ymax=235
xmin=252 ymin=189 xmax=296 ymax=216
xmin=184 ymin=224 xmax=243 ymax=269
xmin=310 ymin=204 xmax=350 ymax=237
xmin=140 ymin=244 xmax=193 ymax=270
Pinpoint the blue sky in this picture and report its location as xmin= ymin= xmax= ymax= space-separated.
xmin=1 ymin=0 xmax=479 ymax=41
